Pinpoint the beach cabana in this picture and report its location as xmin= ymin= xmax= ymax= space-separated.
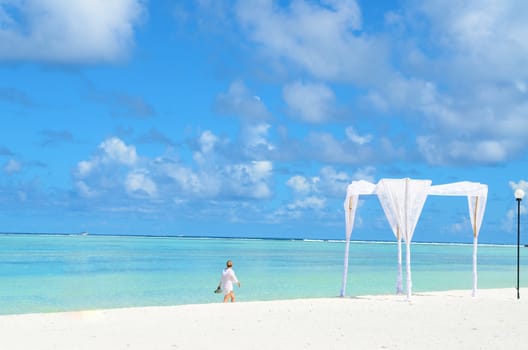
xmin=341 ymin=178 xmax=488 ymax=299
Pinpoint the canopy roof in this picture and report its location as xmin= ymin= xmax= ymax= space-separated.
xmin=341 ymin=178 xmax=488 ymax=299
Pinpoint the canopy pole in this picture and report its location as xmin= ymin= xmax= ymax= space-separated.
xmin=406 ymin=241 xmax=412 ymax=300
xmin=341 ymin=197 xmax=354 ymax=297
xmin=472 ymin=236 xmax=478 ymax=297
xmin=404 ymin=178 xmax=412 ymax=300
xmin=472 ymin=197 xmax=479 ymax=297
xmin=396 ymin=229 xmax=403 ymax=294
xmin=340 ymin=237 xmax=351 ymax=297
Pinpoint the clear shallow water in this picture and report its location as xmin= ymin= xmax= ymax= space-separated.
xmin=0 ymin=234 xmax=526 ymax=315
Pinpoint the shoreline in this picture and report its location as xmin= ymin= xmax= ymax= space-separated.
xmin=1 ymin=288 xmax=526 ymax=349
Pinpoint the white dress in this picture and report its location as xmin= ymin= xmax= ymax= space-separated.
xmin=220 ymin=268 xmax=238 ymax=295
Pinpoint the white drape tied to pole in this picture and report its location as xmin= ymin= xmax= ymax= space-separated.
xmin=341 ymin=180 xmax=376 ymax=297
xmin=429 ymin=181 xmax=488 ymax=296
xmin=376 ymin=178 xmax=431 ymax=299
xmin=373 ymin=183 xmax=403 ymax=294
xmin=341 ymin=178 xmax=488 ymax=299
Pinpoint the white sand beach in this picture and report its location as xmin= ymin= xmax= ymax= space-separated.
xmin=0 ymin=288 xmax=526 ymax=350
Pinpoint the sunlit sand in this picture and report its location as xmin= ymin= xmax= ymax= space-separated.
xmin=0 ymin=288 xmax=526 ymax=349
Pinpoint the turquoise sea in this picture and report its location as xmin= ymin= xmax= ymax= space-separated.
xmin=0 ymin=234 xmax=526 ymax=315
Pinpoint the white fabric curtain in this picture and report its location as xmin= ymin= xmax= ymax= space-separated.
xmin=376 ymin=178 xmax=431 ymax=299
xmin=396 ymin=230 xmax=403 ymax=294
xmin=341 ymin=194 xmax=358 ymax=297
xmin=341 ymin=180 xmax=376 ymax=297
xmin=429 ymin=182 xmax=488 ymax=296
xmin=468 ymin=187 xmax=488 ymax=296
xmin=374 ymin=182 xmax=403 ymax=293
xmin=466 ymin=186 xmax=487 ymax=237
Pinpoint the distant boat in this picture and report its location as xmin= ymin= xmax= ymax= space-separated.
xmin=80 ymin=232 xmax=89 ymax=236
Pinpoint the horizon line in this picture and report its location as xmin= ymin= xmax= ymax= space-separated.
xmin=0 ymin=231 xmax=520 ymax=246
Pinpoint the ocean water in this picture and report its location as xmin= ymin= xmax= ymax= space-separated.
xmin=0 ymin=234 xmax=526 ymax=315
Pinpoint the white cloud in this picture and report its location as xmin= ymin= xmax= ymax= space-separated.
xmin=252 ymin=183 xmax=271 ymax=199
xmin=163 ymin=163 xmax=209 ymax=196
xmin=163 ymin=129 xmax=273 ymax=200
xmin=304 ymin=132 xmax=378 ymax=164
xmin=0 ymin=0 xmax=144 ymax=63
xmin=75 ymin=180 xmax=97 ymax=198
xmin=417 ymin=136 xmax=511 ymax=165
xmin=250 ymin=160 xmax=272 ymax=177
xmin=318 ymin=166 xmax=350 ymax=196
xmin=351 ymin=166 xmax=376 ymax=183
xmin=215 ymin=80 xmax=270 ymax=120
xmin=509 ymin=180 xmax=528 ymax=193
xmin=444 ymin=216 xmax=476 ymax=236
xmin=287 ymin=196 xmax=326 ymax=211
xmin=241 ymin=123 xmax=274 ymax=154
xmin=74 ymin=137 xmax=140 ymax=198
xmin=224 ymin=160 xmax=273 ymax=199
xmin=199 ymin=0 xmax=528 ymax=167
xmin=367 ymin=71 xmax=528 ymax=165
xmin=198 ymin=130 xmax=218 ymax=154
xmin=214 ymin=82 xmax=275 ymax=157
xmin=286 ymin=166 xmax=353 ymax=198
xmin=235 ymin=0 xmax=389 ymax=83
xmin=351 ymin=1 xmax=528 ymax=166
xmin=73 ymin=132 xmax=276 ymax=202
xmin=76 ymin=160 xmax=94 ymax=178
xmin=345 ymin=126 xmax=373 ymax=145
xmin=452 ymin=140 xmax=507 ymax=164
xmin=374 ymin=76 xmax=441 ymax=113
xmin=416 ymin=0 xmax=528 ymax=81
xmin=278 ymin=166 xmax=371 ymax=223
xmin=125 ymin=170 xmax=157 ymax=197
xmin=283 ymin=81 xmax=336 ymax=123
xmin=515 ymin=81 xmax=527 ymax=93
xmin=4 ymin=159 xmax=22 ymax=174
xmin=286 ymin=175 xmax=319 ymax=194
xmin=307 ymin=133 xmax=350 ymax=162
xmin=416 ymin=136 xmax=443 ymax=165
xmin=100 ymin=137 xmax=138 ymax=165
xmin=193 ymin=130 xmax=222 ymax=165
xmin=163 ymin=159 xmax=274 ymax=200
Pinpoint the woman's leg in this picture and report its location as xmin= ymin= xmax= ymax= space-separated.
xmin=223 ymin=291 xmax=235 ymax=302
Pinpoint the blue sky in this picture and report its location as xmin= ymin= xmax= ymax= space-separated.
xmin=0 ymin=0 xmax=527 ymax=243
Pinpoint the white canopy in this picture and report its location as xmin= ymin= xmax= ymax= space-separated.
xmin=341 ymin=178 xmax=488 ymax=299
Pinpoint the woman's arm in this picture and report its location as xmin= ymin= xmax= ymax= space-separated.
xmin=231 ymin=270 xmax=240 ymax=287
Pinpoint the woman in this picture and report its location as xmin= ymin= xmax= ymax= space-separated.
xmin=217 ymin=260 xmax=241 ymax=302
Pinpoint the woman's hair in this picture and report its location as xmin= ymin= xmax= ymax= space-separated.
xmin=226 ymin=260 xmax=233 ymax=268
